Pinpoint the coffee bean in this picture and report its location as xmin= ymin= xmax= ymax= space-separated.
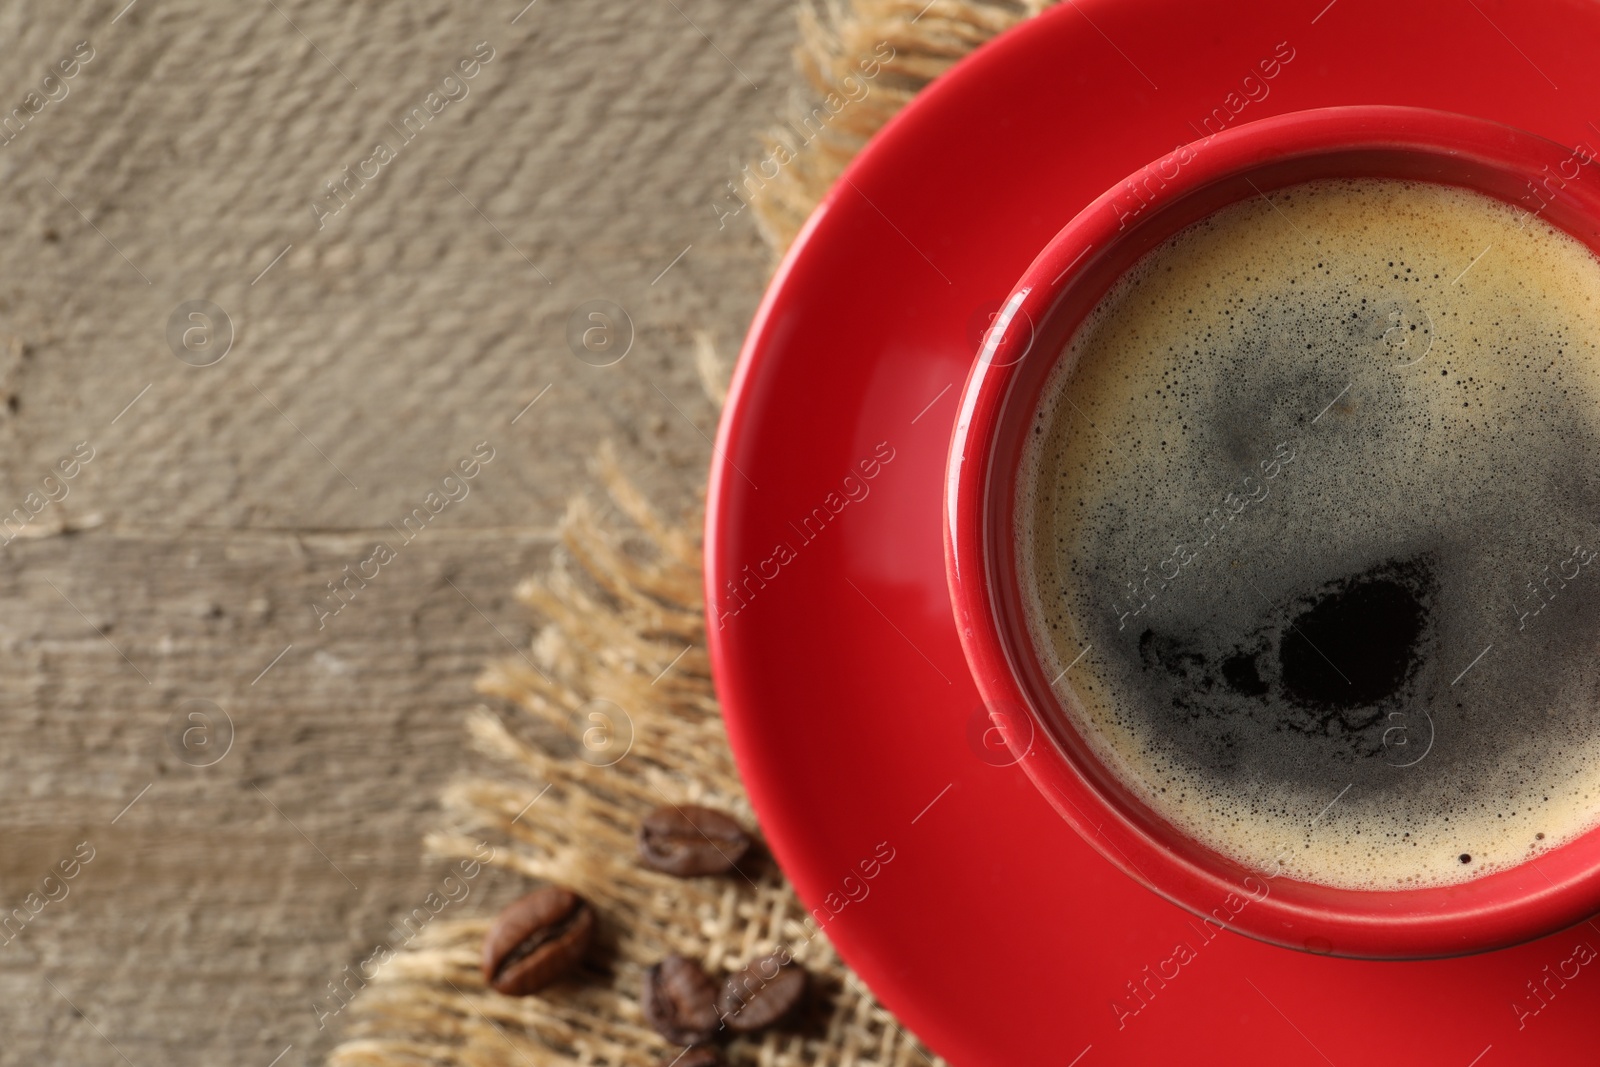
xmin=659 ymin=1049 xmax=723 ymax=1067
xmin=481 ymin=886 xmax=595 ymax=996
xmin=642 ymin=954 xmax=722 ymax=1045
xmin=638 ymin=804 xmax=751 ymax=877
xmin=716 ymin=951 xmax=806 ymax=1032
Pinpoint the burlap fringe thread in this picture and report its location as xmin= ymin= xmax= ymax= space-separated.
xmin=746 ymin=0 xmax=1053 ymax=253
xmin=326 ymin=3 xmax=1052 ymax=1065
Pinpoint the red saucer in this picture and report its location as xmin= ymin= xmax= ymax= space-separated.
xmin=706 ymin=1 xmax=1600 ymax=1063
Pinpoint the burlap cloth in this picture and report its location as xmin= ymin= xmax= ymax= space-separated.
xmin=327 ymin=3 xmax=1052 ymax=1064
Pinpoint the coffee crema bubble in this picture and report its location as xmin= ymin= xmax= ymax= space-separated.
xmin=1017 ymin=178 xmax=1600 ymax=889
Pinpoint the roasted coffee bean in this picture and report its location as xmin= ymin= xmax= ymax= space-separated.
xmin=642 ymin=954 xmax=722 ymax=1045
xmin=638 ymin=804 xmax=751 ymax=876
xmin=658 ymin=1049 xmax=723 ymax=1067
xmin=716 ymin=951 xmax=806 ymax=1032
xmin=481 ymin=886 xmax=595 ymax=996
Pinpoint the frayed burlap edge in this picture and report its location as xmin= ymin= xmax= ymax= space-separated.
xmin=744 ymin=0 xmax=1055 ymax=254
xmin=326 ymin=3 xmax=1053 ymax=1065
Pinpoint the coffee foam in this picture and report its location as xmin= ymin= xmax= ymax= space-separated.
xmin=1018 ymin=178 xmax=1600 ymax=889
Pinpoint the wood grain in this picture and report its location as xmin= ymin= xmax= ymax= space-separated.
xmin=0 ymin=1 xmax=794 ymax=1063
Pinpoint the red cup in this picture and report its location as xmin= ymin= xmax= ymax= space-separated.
xmin=944 ymin=105 xmax=1600 ymax=959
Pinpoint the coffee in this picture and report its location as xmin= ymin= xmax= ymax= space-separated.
xmin=1019 ymin=178 xmax=1600 ymax=889
xmin=642 ymin=954 xmax=722 ymax=1045
xmin=637 ymin=804 xmax=752 ymax=877
xmin=482 ymin=886 xmax=596 ymax=994
xmin=718 ymin=951 xmax=806 ymax=1031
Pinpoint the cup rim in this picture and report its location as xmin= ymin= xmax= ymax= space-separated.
xmin=944 ymin=104 xmax=1600 ymax=959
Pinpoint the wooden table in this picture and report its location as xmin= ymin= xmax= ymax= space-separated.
xmin=0 ymin=1 xmax=792 ymax=1062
